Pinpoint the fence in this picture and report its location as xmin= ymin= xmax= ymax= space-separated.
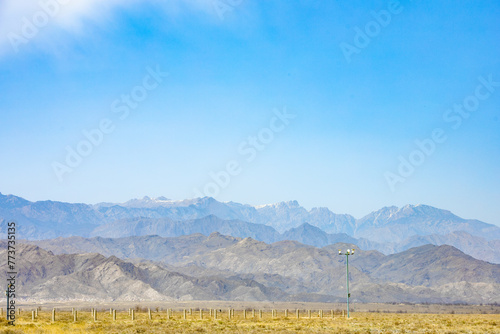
xmin=2 ymin=307 xmax=349 ymax=323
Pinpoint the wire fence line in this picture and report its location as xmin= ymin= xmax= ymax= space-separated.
xmin=3 ymin=307 xmax=351 ymax=323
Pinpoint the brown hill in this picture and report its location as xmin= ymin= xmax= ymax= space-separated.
xmin=26 ymin=234 xmax=500 ymax=304
xmin=0 ymin=242 xmax=287 ymax=301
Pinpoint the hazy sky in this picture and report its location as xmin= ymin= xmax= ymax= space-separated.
xmin=1 ymin=0 xmax=499 ymax=225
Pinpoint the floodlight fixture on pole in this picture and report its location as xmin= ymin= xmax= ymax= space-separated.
xmin=338 ymin=248 xmax=354 ymax=318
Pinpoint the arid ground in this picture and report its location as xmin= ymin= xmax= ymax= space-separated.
xmin=1 ymin=302 xmax=498 ymax=333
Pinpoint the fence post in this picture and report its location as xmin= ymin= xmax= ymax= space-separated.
xmin=296 ymin=309 xmax=299 ymax=319
xmin=308 ymin=310 xmax=311 ymax=319
xmin=148 ymin=308 xmax=152 ymax=320
xmin=113 ymin=309 xmax=116 ymax=321
xmin=243 ymin=309 xmax=246 ymax=319
xmin=131 ymin=309 xmax=135 ymax=321
xmin=200 ymin=309 xmax=203 ymax=320
xmin=285 ymin=309 xmax=288 ymax=318
xmin=167 ymin=309 xmax=171 ymax=320
xmin=228 ymin=308 xmax=231 ymax=320
xmin=252 ymin=309 xmax=255 ymax=318
xmin=94 ymin=310 xmax=97 ymax=322
xmin=74 ymin=310 xmax=77 ymax=322
xmin=183 ymin=309 xmax=187 ymax=320
xmin=214 ymin=309 xmax=217 ymax=320
xmin=331 ymin=309 xmax=334 ymax=319
xmin=32 ymin=310 xmax=35 ymax=321
xmin=259 ymin=310 xmax=262 ymax=320
xmin=189 ymin=308 xmax=192 ymax=316
xmin=52 ymin=308 xmax=56 ymax=322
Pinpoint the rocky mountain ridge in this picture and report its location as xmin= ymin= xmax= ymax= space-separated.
xmin=20 ymin=234 xmax=500 ymax=304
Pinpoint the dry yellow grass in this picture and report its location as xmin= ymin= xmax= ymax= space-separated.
xmin=0 ymin=310 xmax=499 ymax=333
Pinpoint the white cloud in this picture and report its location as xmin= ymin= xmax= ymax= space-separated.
xmin=0 ymin=0 xmax=219 ymax=56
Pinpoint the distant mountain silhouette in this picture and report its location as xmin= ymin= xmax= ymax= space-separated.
xmin=1 ymin=192 xmax=499 ymax=263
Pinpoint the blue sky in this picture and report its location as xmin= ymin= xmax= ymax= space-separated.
xmin=1 ymin=0 xmax=499 ymax=225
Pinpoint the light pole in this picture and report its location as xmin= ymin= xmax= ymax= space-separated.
xmin=338 ymin=248 xmax=354 ymax=318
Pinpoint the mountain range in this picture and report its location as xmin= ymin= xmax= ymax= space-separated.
xmin=1 ymin=192 xmax=499 ymax=263
xmin=0 ymin=241 xmax=287 ymax=302
xmin=11 ymin=233 xmax=500 ymax=304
